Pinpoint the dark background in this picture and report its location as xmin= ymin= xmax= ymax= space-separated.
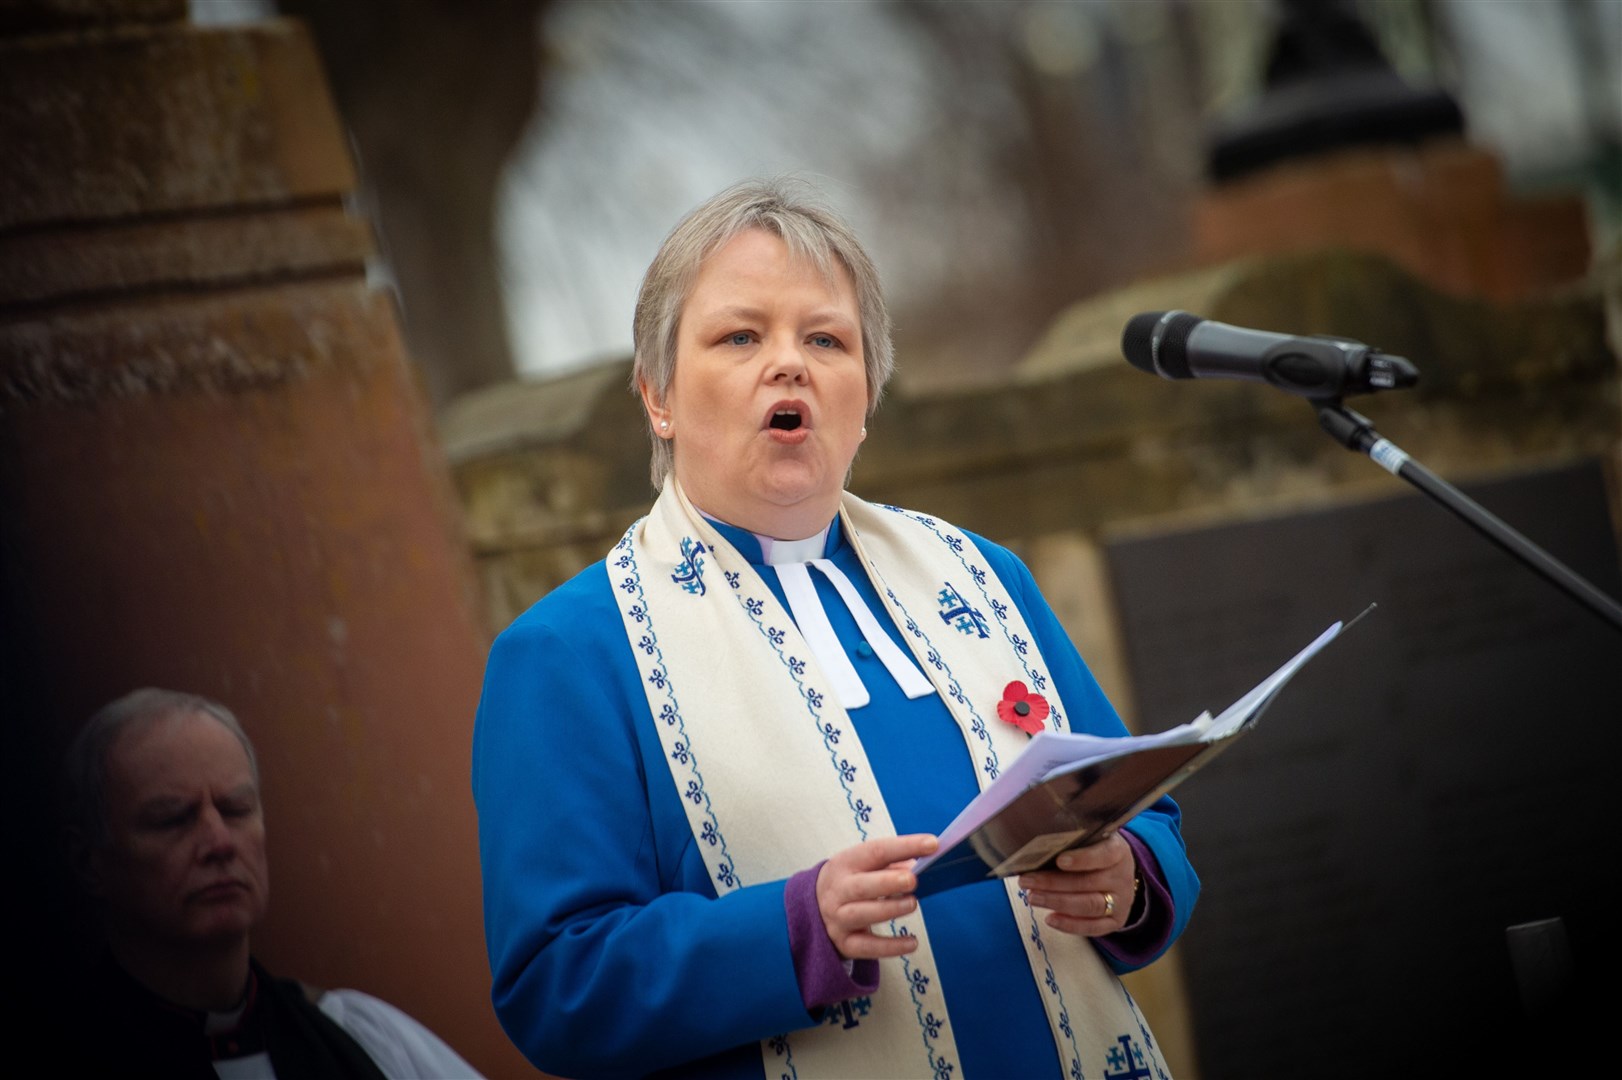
xmin=1109 ymin=458 xmax=1621 ymax=1077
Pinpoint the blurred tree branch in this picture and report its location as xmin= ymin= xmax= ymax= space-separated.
xmin=279 ymin=0 xmax=552 ymax=408
xmin=875 ymin=0 xmax=1203 ymax=385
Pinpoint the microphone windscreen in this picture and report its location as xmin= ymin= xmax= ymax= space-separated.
xmin=1122 ymin=310 xmax=1200 ymax=379
xmin=1121 ymin=312 xmax=1164 ymax=374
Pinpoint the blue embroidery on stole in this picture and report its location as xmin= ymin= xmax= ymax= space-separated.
xmin=1104 ymin=1033 xmax=1155 ymax=1080
xmin=734 ymin=592 xmax=868 ymax=840
xmin=872 ymin=578 xmax=1000 ymax=777
xmin=888 ymin=507 xmax=1064 ymax=726
xmin=822 ymin=997 xmax=873 ymax=1030
xmin=936 ymin=583 xmax=991 ymax=639
xmin=671 ymin=537 xmax=708 ymax=596
xmin=1016 ymin=886 xmax=1086 ymax=1076
xmin=1119 ymin=983 xmax=1170 ymax=1080
xmin=766 ymin=1032 xmax=797 ymax=1080
xmin=733 ymin=554 xmax=955 ymax=1078
xmin=874 ymin=504 xmax=1089 ymax=1078
xmin=617 ymin=524 xmax=740 ymax=891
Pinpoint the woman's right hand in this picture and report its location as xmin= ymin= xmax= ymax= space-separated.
xmin=815 ymin=834 xmax=938 ymax=960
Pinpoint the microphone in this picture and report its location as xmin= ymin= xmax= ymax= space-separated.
xmin=1122 ymin=310 xmax=1419 ymax=399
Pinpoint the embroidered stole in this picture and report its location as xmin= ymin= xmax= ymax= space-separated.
xmin=610 ymin=481 xmax=1170 ymax=1079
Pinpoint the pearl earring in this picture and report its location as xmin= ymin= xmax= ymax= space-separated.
xmin=860 ymin=427 xmax=867 ymax=437
xmin=660 ymin=420 xmax=669 ymax=431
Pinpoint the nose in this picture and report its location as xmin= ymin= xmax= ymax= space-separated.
xmin=762 ymin=335 xmax=808 ymax=385
xmin=197 ymin=805 xmax=238 ymax=862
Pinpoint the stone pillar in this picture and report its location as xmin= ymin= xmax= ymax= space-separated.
xmin=0 ymin=4 xmax=523 ymax=1074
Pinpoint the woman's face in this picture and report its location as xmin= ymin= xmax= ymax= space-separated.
xmin=644 ymin=228 xmax=869 ymax=538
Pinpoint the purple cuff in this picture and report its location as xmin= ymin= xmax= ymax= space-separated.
xmin=785 ymin=861 xmax=881 ymax=1013
xmin=1092 ymin=830 xmax=1176 ymax=967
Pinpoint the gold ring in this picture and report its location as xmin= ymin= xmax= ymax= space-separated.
xmin=1103 ymin=892 xmax=1116 ymax=917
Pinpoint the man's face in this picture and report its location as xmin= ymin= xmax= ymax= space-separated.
xmin=88 ymin=710 xmax=270 ymax=950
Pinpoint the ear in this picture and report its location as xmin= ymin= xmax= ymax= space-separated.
xmin=638 ymin=378 xmax=673 ymax=440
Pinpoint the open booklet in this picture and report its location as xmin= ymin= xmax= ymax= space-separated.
xmin=912 ymin=607 xmax=1371 ymax=897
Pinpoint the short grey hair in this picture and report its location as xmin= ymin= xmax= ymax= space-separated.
xmin=63 ymin=688 xmax=260 ymax=848
xmin=631 ymin=176 xmax=895 ymax=488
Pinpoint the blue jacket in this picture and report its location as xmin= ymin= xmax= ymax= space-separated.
xmin=472 ymin=516 xmax=1199 ymax=1078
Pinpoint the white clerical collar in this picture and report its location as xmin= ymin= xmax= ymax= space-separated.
xmin=757 ymin=525 xmax=830 ymax=566
xmin=741 ymin=522 xmax=935 ymax=710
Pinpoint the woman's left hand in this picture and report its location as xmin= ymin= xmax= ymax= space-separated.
xmin=1017 ymin=833 xmax=1137 ymax=937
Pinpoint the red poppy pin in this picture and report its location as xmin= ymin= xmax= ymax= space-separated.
xmin=997 ymin=681 xmax=1049 ymax=735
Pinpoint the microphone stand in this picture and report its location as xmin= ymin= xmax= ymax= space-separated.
xmin=1314 ymin=401 xmax=1622 ymax=634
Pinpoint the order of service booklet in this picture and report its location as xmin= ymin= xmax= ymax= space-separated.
xmin=911 ymin=609 xmax=1369 ymax=897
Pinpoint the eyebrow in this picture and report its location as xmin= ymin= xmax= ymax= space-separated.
xmin=697 ymin=305 xmax=766 ymax=323
xmin=694 ymin=305 xmax=858 ymax=329
xmin=133 ymin=783 xmax=258 ymax=817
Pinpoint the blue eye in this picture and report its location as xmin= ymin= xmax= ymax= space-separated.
xmin=728 ymin=332 xmax=752 ymax=346
xmin=810 ymin=334 xmax=836 ymax=349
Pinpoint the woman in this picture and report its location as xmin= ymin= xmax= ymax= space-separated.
xmin=472 ymin=179 xmax=1199 ymax=1079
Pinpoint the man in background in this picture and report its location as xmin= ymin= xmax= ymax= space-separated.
xmin=63 ymin=688 xmax=480 ymax=1079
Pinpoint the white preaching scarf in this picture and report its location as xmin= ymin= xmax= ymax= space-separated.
xmin=205 ymin=987 xmax=484 ymax=1079
xmin=621 ymin=482 xmax=1171 ymax=1080
xmin=752 ymin=525 xmax=937 ymax=710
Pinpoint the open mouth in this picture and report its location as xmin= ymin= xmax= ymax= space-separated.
xmin=768 ymin=409 xmax=803 ymax=432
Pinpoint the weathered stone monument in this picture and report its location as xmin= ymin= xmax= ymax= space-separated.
xmin=0 ymin=2 xmax=518 ymax=1073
